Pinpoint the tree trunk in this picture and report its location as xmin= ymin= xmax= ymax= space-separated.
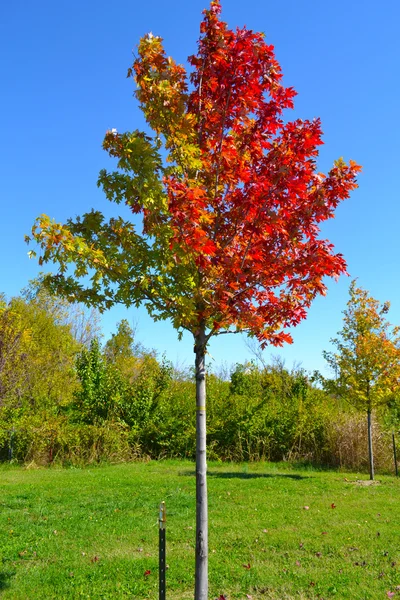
xmin=367 ymin=409 xmax=374 ymax=480
xmin=194 ymin=326 xmax=208 ymax=600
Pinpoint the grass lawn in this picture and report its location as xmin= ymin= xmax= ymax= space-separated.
xmin=0 ymin=460 xmax=399 ymax=599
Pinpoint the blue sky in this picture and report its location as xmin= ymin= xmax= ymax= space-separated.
xmin=1 ymin=0 xmax=399 ymax=375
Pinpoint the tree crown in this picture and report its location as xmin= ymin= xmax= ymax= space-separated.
xmin=28 ymin=0 xmax=361 ymax=348
xmin=323 ymin=281 xmax=400 ymax=410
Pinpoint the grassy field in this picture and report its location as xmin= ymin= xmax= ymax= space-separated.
xmin=0 ymin=460 xmax=399 ymax=599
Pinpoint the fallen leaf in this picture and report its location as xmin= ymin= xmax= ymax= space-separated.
xmin=303 ymin=506 xmax=310 ymax=510
xmin=91 ymin=556 xmax=99 ymax=563
xmin=144 ymin=570 xmax=151 ymax=577
xmin=296 ymin=560 xmax=301 ymax=567
xmin=243 ymin=563 xmax=251 ymax=569
xmin=331 ymin=503 xmax=336 ymax=509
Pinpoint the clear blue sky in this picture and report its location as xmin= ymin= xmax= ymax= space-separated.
xmin=1 ymin=1 xmax=399 ymax=375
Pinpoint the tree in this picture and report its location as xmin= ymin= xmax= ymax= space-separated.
xmin=22 ymin=276 xmax=102 ymax=347
xmin=104 ymin=319 xmax=137 ymax=365
xmin=103 ymin=320 xmax=173 ymax=428
xmin=0 ymin=293 xmax=81 ymax=413
xmin=103 ymin=318 xmax=147 ymax=381
xmin=323 ymin=281 xmax=400 ymax=480
xmin=73 ymin=338 xmax=126 ymax=424
xmin=27 ymin=2 xmax=360 ymax=596
xmin=0 ymin=295 xmax=27 ymax=405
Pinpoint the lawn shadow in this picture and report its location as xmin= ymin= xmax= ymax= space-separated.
xmin=0 ymin=570 xmax=15 ymax=591
xmin=179 ymin=470 xmax=310 ymax=480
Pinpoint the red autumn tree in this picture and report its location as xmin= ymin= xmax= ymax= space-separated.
xmin=28 ymin=2 xmax=360 ymax=597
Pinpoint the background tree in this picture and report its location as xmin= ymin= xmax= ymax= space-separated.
xmin=73 ymin=338 xmax=116 ymax=424
xmin=323 ymin=281 xmax=400 ymax=480
xmin=0 ymin=293 xmax=80 ymax=413
xmin=102 ymin=319 xmax=172 ymax=428
xmin=0 ymin=295 xmax=27 ymax=405
xmin=28 ymin=1 xmax=360 ymax=596
xmin=22 ymin=276 xmax=101 ymax=347
xmin=104 ymin=319 xmax=137 ymax=366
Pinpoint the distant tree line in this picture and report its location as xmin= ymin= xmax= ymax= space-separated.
xmin=1 ymin=279 xmax=400 ymax=473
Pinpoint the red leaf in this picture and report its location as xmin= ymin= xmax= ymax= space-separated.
xmin=144 ymin=569 xmax=151 ymax=577
xmin=242 ymin=563 xmax=251 ymax=569
xmin=31 ymin=0 xmax=361 ymax=383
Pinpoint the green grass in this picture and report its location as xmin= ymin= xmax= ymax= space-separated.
xmin=0 ymin=460 xmax=399 ymax=599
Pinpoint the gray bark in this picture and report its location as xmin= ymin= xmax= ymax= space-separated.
xmin=194 ymin=326 xmax=208 ymax=600
xmin=367 ymin=409 xmax=374 ymax=480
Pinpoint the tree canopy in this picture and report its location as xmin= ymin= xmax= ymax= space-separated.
xmin=28 ymin=0 xmax=360 ymax=349
xmin=323 ymin=280 xmax=400 ymax=413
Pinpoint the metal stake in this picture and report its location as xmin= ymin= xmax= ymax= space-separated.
xmin=159 ymin=501 xmax=166 ymax=600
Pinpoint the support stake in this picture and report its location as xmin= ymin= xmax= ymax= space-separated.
xmin=159 ymin=501 xmax=166 ymax=600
